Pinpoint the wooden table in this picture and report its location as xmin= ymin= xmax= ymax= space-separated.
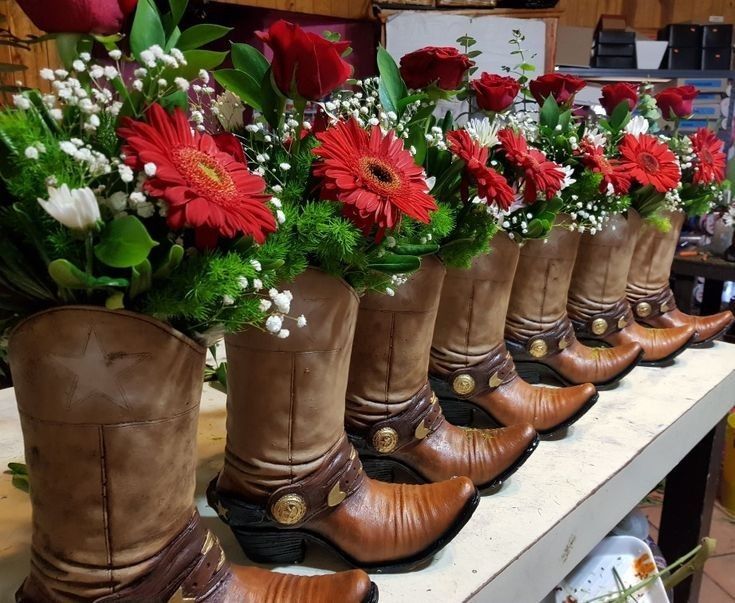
xmin=1 ymin=343 xmax=734 ymax=603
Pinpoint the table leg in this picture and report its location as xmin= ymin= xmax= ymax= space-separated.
xmin=672 ymin=275 xmax=696 ymax=314
xmin=658 ymin=419 xmax=726 ymax=603
xmin=701 ymin=279 xmax=725 ymax=316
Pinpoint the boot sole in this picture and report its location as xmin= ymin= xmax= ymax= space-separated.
xmin=428 ymin=375 xmax=599 ymax=438
xmin=352 ymin=433 xmax=540 ymax=492
xmin=580 ymin=334 xmax=697 ymax=368
xmin=207 ymin=479 xmax=480 ymax=573
xmin=514 ymin=349 xmax=644 ymax=391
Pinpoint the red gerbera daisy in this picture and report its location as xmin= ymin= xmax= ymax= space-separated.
xmin=579 ymin=139 xmax=631 ymax=195
xmin=446 ymin=129 xmax=514 ymax=210
xmin=498 ymin=128 xmax=565 ymax=203
xmin=618 ymin=133 xmax=681 ymax=193
xmin=690 ymin=128 xmax=726 ymax=185
xmin=118 ymin=103 xmax=275 ymax=248
xmin=312 ymin=118 xmax=437 ymax=240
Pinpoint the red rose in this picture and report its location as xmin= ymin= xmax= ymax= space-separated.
xmin=16 ymin=0 xmax=136 ymax=34
xmin=656 ymin=85 xmax=698 ymax=119
xmin=399 ymin=47 xmax=474 ymax=91
xmin=257 ymin=20 xmax=352 ymax=101
xmin=600 ymin=82 xmax=638 ymax=115
xmin=529 ymin=73 xmax=586 ymax=106
xmin=471 ymin=73 xmax=520 ymax=113
xmin=213 ymin=133 xmax=247 ymax=164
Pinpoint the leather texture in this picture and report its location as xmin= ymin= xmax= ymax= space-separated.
xmin=506 ymin=217 xmax=641 ymax=385
xmin=627 ymin=210 xmax=734 ymax=343
xmin=10 ymin=307 xmax=376 ymax=603
xmin=346 ymin=255 xmax=537 ymax=486
xmin=430 ymin=233 xmax=596 ymax=432
xmin=568 ymin=210 xmax=692 ymax=362
xmin=218 ymin=268 xmax=477 ymax=566
xmin=219 ymin=268 xmax=359 ymax=499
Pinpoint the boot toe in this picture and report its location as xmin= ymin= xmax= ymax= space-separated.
xmin=481 ymin=423 xmax=538 ymax=483
xmin=536 ymin=382 xmax=597 ymax=434
xmin=642 ymin=323 xmax=695 ymax=362
xmin=694 ymin=311 xmax=734 ymax=343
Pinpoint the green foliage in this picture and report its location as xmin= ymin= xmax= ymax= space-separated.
xmin=377 ymin=45 xmax=408 ymax=115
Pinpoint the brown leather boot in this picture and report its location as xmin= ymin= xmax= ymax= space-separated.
xmin=210 ymin=269 xmax=479 ymax=572
xmin=9 ymin=307 xmax=377 ymax=603
xmin=628 ymin=209 xmax=733 ymax=346
xmin=505 ymin=217 xmax=644 ymax=387
xmin=345 ymin=255 xmax=538 ymax=491
xmin=429 ymin=233 xmax=598 ymax=436
xmin=568 ymin=210 xmax=695 ymax=366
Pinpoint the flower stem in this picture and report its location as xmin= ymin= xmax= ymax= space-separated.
xmin=85 ymin=232 xmax=94 ymax=277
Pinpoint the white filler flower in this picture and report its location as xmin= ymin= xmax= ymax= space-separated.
xmin=38 ymin=184 xmax=100 ymax=231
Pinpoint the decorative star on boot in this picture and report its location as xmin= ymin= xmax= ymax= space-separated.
xmin=51 ymin=328 xmax=149 ymax=409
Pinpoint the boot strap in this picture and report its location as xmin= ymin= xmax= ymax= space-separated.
xmin=363 ymin=383 xmax=444 ymax=455
xmin=265 ymin=439 xmax=364 ymax=528
xmin=507 ymin=318 xmax=577 ymax=360
xmin=571 ymin=299 xmax=634 ymax=339
xmin=442 ymin=343 xmax=517 ymax=399
xmin=94 ymin=512 xmax=229 ymax=602
xmin=630 ymin=288 xmax=677 ymax=320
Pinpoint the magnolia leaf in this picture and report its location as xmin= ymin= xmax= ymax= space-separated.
xmin=214 ymin=69 xmax=263 ymax=111
xmin=12 ymin=474 xmax=29 ymax=493
xmin=7 ymin=462 xmax=27 ymax=475
xmin=377 ymin=45 xmax=407 ymax=115
xmin=368 ymin=253 xmax=421 ymax=274
xmin=129 ymin=259 xmax=152 ymax=299
xmin=539 ymin=95 xmax=559 ymax=129
xmin=392 ymin=243 xmax=440 ymax=256
xmin=176 ymin=24 xmax=232 ymax=51
xmin=48 ymin=259 xmax=130 ymax=290
xmin=165 ymin=26 xmax=181 ymax=51
xmin=260 ymin=258 xmax=285 ymax=271
xmin=105 ymin=291 xmax=125 ymax=309
xmin=94 ymin=216 xmax=158 ymax=269
xmin=215 ymin=361 xmax=228 ymax=388
xmin=131 ymin=0 xmax=165 ymax=61
xmin=169 ymin=0 xmax=187 ymax=27
xmin=524 ymin=219 xmax=547 ymax=239
xmin=609 ymin=100 xmax=631 ymax=131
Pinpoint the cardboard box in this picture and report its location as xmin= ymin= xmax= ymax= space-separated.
xmin=556 ymin=26 xmax=595 ymax=68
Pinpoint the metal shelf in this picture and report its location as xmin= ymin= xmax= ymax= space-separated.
xmin=556 ymin=68 xmax=735 ymax=82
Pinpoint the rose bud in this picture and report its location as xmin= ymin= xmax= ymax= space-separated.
xmin=600 ymin=82 xmax=638 ymax=115
xmin=399 ymin=46 xmax=474 ymax=90
xmin=16 ymin=0 xmax=136 ymax=34
xmin=529 ymin=73 xmax=586 ymax=106
xmin=655 ymin=85 xmax=698 ymax=119
xmin=471 ymin=73 xmax=520 ymax=113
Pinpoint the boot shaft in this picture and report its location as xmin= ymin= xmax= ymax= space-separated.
xmin=506 ymin=220 xmax=580 ymax=339
xmin=431 ymin=232 xmax=519 ymax=374
xmin=347 ymin=255 xmax=445 ymax=412
xmin=568 ymin=211 xmax=642 ymax=318
xmin=9 ymin=307 xmax=204 ymax=599
xmin=221 ymin=269 xmax=359 ymax=498
xmin=627 ymin=210 xmax=685 ymax=299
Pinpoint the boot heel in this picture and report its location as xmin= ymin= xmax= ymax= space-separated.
xmin=438 ymin=397 xmax=474 ymax=426
xmin=233 ymin=528 xmax=307 ymax=564
xmin=361 ymin=456 xmax=396 ymax=482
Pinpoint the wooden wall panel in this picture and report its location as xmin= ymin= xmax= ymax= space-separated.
xmin=214 ymin=0 xmax=372 ymax=19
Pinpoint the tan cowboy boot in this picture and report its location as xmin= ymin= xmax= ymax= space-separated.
xmin=569 ymin=210 xmax=695 ymax=366
xmin=9 ymin=306 xmax=377 ymax=603
xmin=345 ymin=255 xmax=538 ymax=491
xmin=505 ymin=217 xmax=644 ymax=386
xmin=210 ymin=269 xmax=478 ymax=572
xmin=628 ymin=209 xmax=733 ymax=346
xmin=430 ymin=232 xmax=598 ymax=436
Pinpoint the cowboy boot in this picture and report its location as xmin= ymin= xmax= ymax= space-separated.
xmin=429 ymin=232 xmax=598 ymax=436
xmin=9 ymin=306 xmax=377 ymax=603
xmin=628 ymin=209 xmax=733 ymax=346
xmin=345 ymin=255 xmax=538 ymax=491
xmin=505 ymin=217 xmax=644 ymax=387
xmin=209 ymin=268 xmax=479 ymax=572
xmin=568 ymin=210 xmax=695 ymax=366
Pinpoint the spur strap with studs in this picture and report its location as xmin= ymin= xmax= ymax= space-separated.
xmin=629 ymin=288 xmax=676 ymax=321
xmin=506 ymin=318 xmax=576 ymax=360
xmin=443 ymin=343 xmax=517 ymax=399
xmin=570 ymin=299 xmax=634 ymax=339
xmin=364 ymin=383 xmax=444 ymax=455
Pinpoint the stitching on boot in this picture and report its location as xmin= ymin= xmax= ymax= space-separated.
xmin=287 ymin=354 xmax=296 ymax=485
xmin=465 ymin=281 xmax=476 ymax=365
xmin=98 ymin=425 xmax=114 ymax=590
xmin=385 ymin=312 xmax=396 ymax=409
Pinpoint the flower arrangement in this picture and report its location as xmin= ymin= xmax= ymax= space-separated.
xmin=0 ymin=0 xmax=298 ymax=343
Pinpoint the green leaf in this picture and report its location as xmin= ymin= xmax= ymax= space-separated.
xmin=48 ymin=259 xmax=129 ymax=290
xmin=231 ymin=43 xmax=269 ymax=80
xmin=377 ymin=45 xmax=407 ymax=115
xmin=609 ymin=100 xmax=631 ymax=131
xmin=368 ymin=253 xmax=421 ymax=274
xmin=406 ymin=123 xmax=427 ymax=165
xmin=215 ymin=361 xmax=228 ymax=388
xmin=518 ymin=62 xmax=536 ymax=72
xmin=169 ymin=0 xmax=187 ymax=27
xmin=260 ymin=258 xmax=285 ymax=271
xmin=94 ymin=216 xmax=158 ymax=269
xmin=539 ymin=95 xmax=560 ymax=130
xmin=131 ymin=0 xmax=166 ymax=61
xmin=153 ymin=244 xmax=185 ymax=279
xmin=165 ymin=26 xmax=181 ymax=51
xmin=7 ymin=462 xmax=27 ymax=475
xmin=176 ymin=24 xmax=232 ymax=51
xmin=214 ymin=69 xmax=263 ymax=111
xmin=130 ymin=259 xmax=152 ymax=299
xmin=105 ymin=291 xmax=125 ymax=309
xmin=12 ymin=474 xmax=29 ymax=493
xmin=396 ymin=93 xmax=428 ymax=113
xmin=165 ymin=49 xmax=228 ymax=81
xmin=160 ymin=89 xmax=188 ymax=111
xmin=392 ymin=243 xmax=439 ymax=256
xmin=467 ymin=50 xmax=482 ymax=58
